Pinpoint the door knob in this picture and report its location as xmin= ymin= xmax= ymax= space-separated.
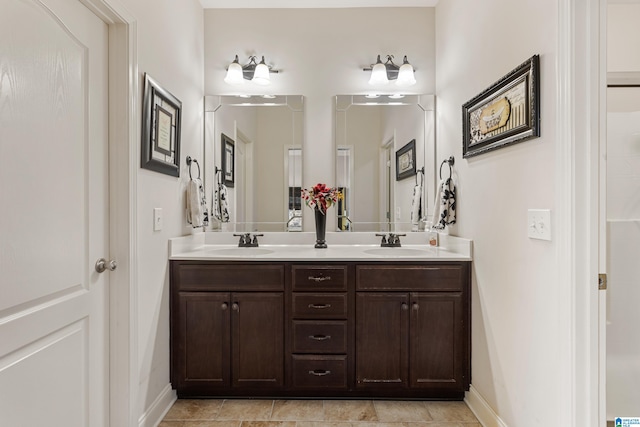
xmin=95 ymin=258 xmax=117 ymax=273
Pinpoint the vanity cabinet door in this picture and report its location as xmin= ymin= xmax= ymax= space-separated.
xmin=174 ymin=292 xmax=231 ymax=390
xmin=355 ymin=292 xmax=409 ymax=389
xmin=409 ymin=292 xmax=465 ymax=389
xmin=231 ymin=292 xmax=284 ymax=388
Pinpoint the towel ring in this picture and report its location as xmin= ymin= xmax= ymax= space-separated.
xmin=186 ymin=156 xmax=200 ymax=180
xmin=439 ymin=156 xmax=455 ymax=180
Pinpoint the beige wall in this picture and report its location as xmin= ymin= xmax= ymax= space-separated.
xmin=114 ymin=0 xmax=205 ymax=421
xmin=436 ymin=0 xmax=561 ymax=425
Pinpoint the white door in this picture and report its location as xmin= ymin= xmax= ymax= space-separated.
xmin=0 ymin=0 xmax=110 ymax=425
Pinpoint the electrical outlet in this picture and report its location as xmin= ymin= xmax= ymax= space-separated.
xmin=527 ymin=209 xmax=551 ymax=241
xmin=153 ymin=208 xmax=163 ymax=231
xmin=396 ymin=207 xmax=401 ymax=220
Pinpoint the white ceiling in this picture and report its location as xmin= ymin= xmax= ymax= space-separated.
xmin=200 ymin=0 xmax=438 ymax=8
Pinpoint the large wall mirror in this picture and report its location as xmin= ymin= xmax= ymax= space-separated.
xmin=335 ymin=94 xmax=435 ymax=232
xmin=204 ymin=95 xmax=304 ymax=232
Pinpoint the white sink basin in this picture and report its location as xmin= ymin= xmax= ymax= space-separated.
xmin=363 ymin=247 xmax=431 ymax=257
xmin=207 ymin=247 xmax=274 ymax=256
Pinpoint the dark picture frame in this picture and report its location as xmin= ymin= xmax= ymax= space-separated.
xmin=141 ymin=73 xmax=182 ymax=176
xmin=462 ymin=54 xmax=540 ymax=158
xmin=221 ymin=133 xmax=235 ymax=187
xmin=396 ymin=139 xmax=417 ymax=181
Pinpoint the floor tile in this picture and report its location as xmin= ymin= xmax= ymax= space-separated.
xmin=240 ymin=422 xmax=296 ymax=427
xmin=183 ymin=422 xmax=241 ymax=427
xmin=324 ymin=400 xmax=378 ymax=422
xmin=296 ymin=422 xmax=353 ymax=427
xmin=405 ymin=423 xmax=481 ymax=427
xmin=271 ymin=399 xmax=324 ymax=421
xmin=217 ymin=399 xmax=274 ymax=421
xmin=353 ymin=422 xmax=408 ymax=427
xmin=373 ymin=400 xmax=433 ymax=422
xmin=164 ymin=399 xmax=224 ymax=420
xmin=158 ymin=422 xmax=184 ymax=427
xmin=424 ymin=401 xmax=478 ymax=422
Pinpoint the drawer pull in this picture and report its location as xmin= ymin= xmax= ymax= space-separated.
xmin=308 ymin=369 xmax=331 ymax=376
xmin=309 ymin=334 xmax=331 ymax=341
xmin=308 ymin=275 xmax=331 ymax=282
xmin=308 ymin=303 xmax=331 ymax=309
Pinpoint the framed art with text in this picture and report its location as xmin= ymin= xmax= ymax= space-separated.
xmin=462 ymin=54 xmax=540 ymax=158
xmin=141 ymin=73 xmax=182 ymax=176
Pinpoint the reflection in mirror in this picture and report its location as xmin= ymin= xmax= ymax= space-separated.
xmin=204 ymin=95 xmax=304 ymax=232
xmin=335 ymin=94 xmax=435 ymax=232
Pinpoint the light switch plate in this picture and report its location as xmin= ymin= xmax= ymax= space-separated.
xmin=527 ymin=209 xmax=551 ymax=241
xmin=153 ymin=208 xmax=163 ymax=231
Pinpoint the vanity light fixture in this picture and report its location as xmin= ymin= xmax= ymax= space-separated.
xmin=224 ymin=55 xmax=279 ymax=86
xmin=364 ymin=55 xmax=416 ymax=87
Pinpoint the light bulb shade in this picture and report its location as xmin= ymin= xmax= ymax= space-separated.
xmin=224 ymin=61 xmax=244 ymax=85
xmin=369 ymin=62 xmax=389 ymax=85
xmin=252 ymin=57 xmax=271 ymax=85
xmin=396 ymin=62 xmax=416 ymax=86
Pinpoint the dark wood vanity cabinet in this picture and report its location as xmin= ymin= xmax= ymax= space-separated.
xmin=170 ymin=262 xmax=285 ymax=395
xmin=355 ymin=264 xmax=470 ymax=395
xmin=170 ymin=259 xmax=470 ymax=399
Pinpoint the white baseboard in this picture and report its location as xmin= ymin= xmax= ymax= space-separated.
xmin=137 ymin=383 xmax=176 ymax=427
xmin=465 ymin=385 xmax=508 ymax=427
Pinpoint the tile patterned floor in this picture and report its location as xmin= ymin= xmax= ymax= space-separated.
xmin=160 ymin=399 xmax=482 ymax=427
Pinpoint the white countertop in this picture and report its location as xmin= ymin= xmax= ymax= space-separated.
xmin=169 ymin=232 xmax=472 ymax=262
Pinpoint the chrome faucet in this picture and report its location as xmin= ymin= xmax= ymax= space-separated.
xmin=375 ymin=232 xmax=406 ymax=247
xmin=233 ymin=233 xmax=263 ymax=247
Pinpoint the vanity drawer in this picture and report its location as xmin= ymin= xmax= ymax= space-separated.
xmin=292 ymin=265 xmax=348 ymax=291
xmin=172 ymin=262 xmax=284 ymax=291
xmin=292 ymin=293 xmax=348 ymax=319
xmin=291 ymin=355 xmax=347 ymax=389
xmin=292 ymin=320 xmax=347 ymax=354
xmin=356 ymin=264 xmax=467 ymax=291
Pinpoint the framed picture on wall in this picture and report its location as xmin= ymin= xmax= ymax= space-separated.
xmin=221 ymin=133 xmax=234 ymax=187
xmin=396 ymin=139 xmax=417 ymax=181
xmin=141 ymin=73 xmax=182 ymax=177
xmin=462 ymin=54 xmax=540 ymax=158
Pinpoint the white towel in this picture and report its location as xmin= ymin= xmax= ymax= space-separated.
xmin=213 ymin=182 xmax=230 ymax=223
xmin=410 ymin=183 xmax=422 ymax=225
xmin=432 ymin=177 xmax=456 ymax=230
xmin=187 ymin=178 xmax=209 ymax=228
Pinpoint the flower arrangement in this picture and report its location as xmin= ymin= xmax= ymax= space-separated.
xmin=301 ymin=183 xmax=342 ymax=214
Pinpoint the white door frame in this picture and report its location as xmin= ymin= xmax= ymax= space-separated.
xmin=557 ymin=0 xmax=606 ymax=425
xmin=80 ymin=1 xmax=138 ymax=425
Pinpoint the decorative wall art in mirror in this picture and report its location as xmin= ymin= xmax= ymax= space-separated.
xmin=204 ymin=95 xmax=304 ymax=232
xmin=221 ymin=133 xmax=235 ymax=187
xmin=335 ymin=94 xmax=435 ymax=232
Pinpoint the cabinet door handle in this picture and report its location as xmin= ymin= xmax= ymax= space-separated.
xmin=308 ymin=275 xmax=331 ymax=282
xmin=221 ymin=303 xmax=228 ymax=310
xmin=308 ymin=369 xmax=331 ymax=376
xmin=232 ymin=303 xmax=239 ymax=311
xmin=401 ymin=303 xmax=409 ymax=311
xmin=308 ymin=303 xmax=331 ymax=309
xmin=412 ymin=303 xmax=419 ymax=310
xmin=309 ymin=334 xmax=331 ymax=341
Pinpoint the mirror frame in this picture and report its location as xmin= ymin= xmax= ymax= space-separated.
xmin=204 ymin=95 xmax=304 ymax=231
xmin=334 ymin=94 xmax=436 ymax=232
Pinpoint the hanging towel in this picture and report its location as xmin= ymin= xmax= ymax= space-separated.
xmin=432 ymin=176 xmax=456 ymax=230
xmin=213 ymin=182 xmax=230 ymax=223
xmin=410 ymin=182 xmax=423 ymax=226
xmin=187 ymin=178 xmax=209 ymax=228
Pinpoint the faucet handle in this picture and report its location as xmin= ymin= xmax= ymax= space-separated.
xmin=251 ymin=233 xmax=263 ymax=244
xmin=375 ymin=233 xmax=388 ymax=244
